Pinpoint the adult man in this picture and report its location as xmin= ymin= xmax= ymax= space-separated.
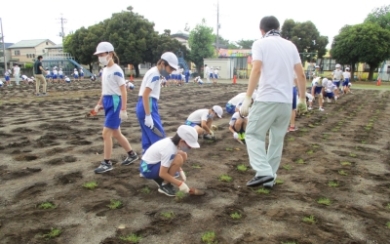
xmin=204 ymin=64 xmax=211 ymax=83
xmin=240 ymin=16 xmax=307 ymax=188
xmin=13 ymin=64 xmax=20 ymax=86
xmin=33 ymin=55 xmax=48 ymax=96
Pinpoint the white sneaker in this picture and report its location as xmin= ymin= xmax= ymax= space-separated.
xmin=319 ymin=107 xmax=324 ymax=111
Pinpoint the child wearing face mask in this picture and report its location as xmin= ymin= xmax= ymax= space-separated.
xmin=184 ymin=105 xmax=223 ymax=139
xmin=139 ymin=125 xmax=200 ymax=196
xmin=136 ymin=52 xmax=179 ymax=154
xmin=92 ymin=42 xmax=139 ymax=174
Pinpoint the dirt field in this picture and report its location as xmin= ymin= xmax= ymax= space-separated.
xmin=0 ymin=81 xmax=389 ymax=244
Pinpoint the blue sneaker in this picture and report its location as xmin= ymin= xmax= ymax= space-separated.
xmin=94 ymin=161 xmax=113 ymax=174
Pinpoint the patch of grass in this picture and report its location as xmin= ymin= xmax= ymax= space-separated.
xmin=256 ymin=188 xmax=270 ymax=194
xmin=225 ymin=147 xmax=233 ymax=151
xmin=338 ymin=170 xmax=348 ymax=176
xmin=192 ymin=164 xmax=202 ymax=169
xmin=361 ymin=140 xmax=367 ymax=144
xmin=296 ymin=158 xmax=305 ymax=164
xmin=283 ymin=164 xmax=292 ymax=170
xmin=38 ymin=202 xmax=56 ymax=210
xmin=140 ymin=186 xmax=151 ymax=194
xmin=160 ymin=211 xmax=174 ymax=220
xmin=312 ymin=144 xmax=319 ymax=149
xmin=236 ymin=164 xmax=248 ymax=172
xmin=331 ymin=128 xmax=339 ymax=132
xmin=83 ymin=181 xmax=98 ymax=190
xmin=387 ymin=203 xmax=390 ymax=210
xmin=219 ymin=174 xmax=233 ymax=182
xmin=322 ymin=134 xmax=329 ymax=140
xmin=120 ymin=234 xmax=142 ymax=243
xmin=230 ymin=212 xmax=242 ymax=219
xmin=302 ymin=215 xmax=316 ymax=224
xmin=308 ymin=124 xmax=315 ymax=128
xmin=107 ymin=199 xmax=123 ymax=210
xmin=275 ymin=179 xmax=284 ymax=185
xmin=386 ymin=222 xmax=390 ymax=229
xmin=349 ymin=152 xmax=357 ymax=158
xmin=201 ymin=231 xmax=216 ymax=244
xmin=317 ymin=197 xmax=331 ymax=206
xmin=287 ymin=136 xmax=295 ymax=142
xmin=175 ymin=191 xmax=186 ymax=201
xmin=328 ymin=181 xmax=339 ymax=187
xmin=340 ymin=161 xmax=352 ymax=166
xmin=306 ymin=150 xmax=314 ymax=155
xmin=300 ymin=128 xmax=308 ymax=132
xmin=42 ymin=228 xmax=61 ymax=239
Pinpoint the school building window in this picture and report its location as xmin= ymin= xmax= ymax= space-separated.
xmin=321 ymin=58 xmax=336 ymax=71
xmin=27 ymin=54 xmax=30 ymax=58
xmin=14 ymin=50 xmax=20 ymax=56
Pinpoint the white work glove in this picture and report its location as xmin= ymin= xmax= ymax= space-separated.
xmin=178 ymin=181 xmax=190 ymax=193
xmin=120 ymin=110 xmax=128 ymax=120
xmin=297 ymin=98 xmax=308 ymax=113
xmin=239 ymin=95 xmax=252 ymax=117
xmin=144 ymin=114 xmax=154 ymax=129
xmin=94 ymin=105 xmax=102 ymax=113
xmin=233 ymin=132 xmax=239 ymax=139
xmin=179 ymin=169 xmax=186 ymax=182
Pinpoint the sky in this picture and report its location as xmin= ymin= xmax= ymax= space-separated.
xmin=1 ymin=0 xmax=389 ymax=49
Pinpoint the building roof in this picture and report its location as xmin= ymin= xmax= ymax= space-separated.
xmin=171 ymin=32 xmax=189 ymax=40
xmin=46 ymin=44 xmax=63 ymax=49
xmin=7 ymin=39 xmax=55 ymax=49
xmin=3 ymin=42 xmax=13 ymax=49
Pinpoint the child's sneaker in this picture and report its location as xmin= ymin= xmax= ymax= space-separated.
xmin=94 ymin=161 xmax=113 ymax=174
xmin=158 ymin=183 xmax=176 ymax=197
xmin=121 ymin=153 xmax=139 ymax=165
xmin=288 ymin=126 xmax=298 ymax=132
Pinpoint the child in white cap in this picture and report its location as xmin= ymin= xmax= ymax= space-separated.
xmin=184 ymin=105 xmax=223 ymax=139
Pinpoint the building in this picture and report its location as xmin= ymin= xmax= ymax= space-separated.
xmin=6 ymin=39 xmax=56 ymax=64
xmin=45 ymin=44 xmax=63 ymax=56
xmin=170 ymin=32 xmax=189 ymax=49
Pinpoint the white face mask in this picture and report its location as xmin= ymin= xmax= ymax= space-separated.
xmin=98 ymin=55 xmax=111 ymax=66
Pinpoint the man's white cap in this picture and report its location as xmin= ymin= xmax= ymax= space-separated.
xmin=212 ymin=105 xmax=223 ymax=118
xmin=94 ymin=42 xmax=114 ymax=55
xmin=336 ymin=64 xmax=341 ymax=68
xmin=177 ymin=125 xmax=200 ymax=148
xmin=161 ymin=52 xmax=179 ymax=70
xmin=346 ymin=67 xmax=350 ymax=70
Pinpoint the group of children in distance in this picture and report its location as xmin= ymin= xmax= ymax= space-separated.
xmin=0 ymin=69 xmax=35 ymax=87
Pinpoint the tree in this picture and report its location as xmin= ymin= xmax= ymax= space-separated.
xmin=331 ymin=23 xmax=390 ymax=80
xmin=235 ymin=39 xmax=255 ymax=49
xmin=365 ymin=4 xmax=390 ymax=31
xmin=188 ymin=19 xmax=214 ymax=73
xmin=281 ymin=20 xmax=328 ymax=62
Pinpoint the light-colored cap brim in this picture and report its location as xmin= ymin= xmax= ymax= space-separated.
xmin=187 ymin=141 xmax=200 ymax=148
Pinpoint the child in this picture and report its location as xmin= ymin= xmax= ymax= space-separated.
xmin=92 ymin=41 xmax=139 ymax=174
xmin=342 ymin=67 xmax=351 ymax=94
xmin=72 ymin=68 xmax=80 ymax=81
xmin=213 ymin=68 xmax=219 ymax=83
xmin=79 ymin=67 xmax=84 ymax=80
xmin=4 ymin=69 xmax=11 ymax=86
xmin=288 ymin=78 xmax=298 ymax=132
xmin=0 ymin=79 xmax=3 ymax=87
xmin=160 ymin=76 xmax=167 ymax=87
xmin=229 ymin=108 xmax=247 ymax=144
xmin=136 ymin=52 xmax=179 ymax=154
xmin=21 ymin=75 xmax=33 ymax=84
xmin=184 ymin=105 xmax=223 ymax=139
xmin=64 ymin=76 xmax=71 ymax=83
xmin=226 ymin=92 xmax=246 ymax=115
xmin=306 ymin=92 xmax=314 ymax=110
xmin=322 ymin=77 xmax=337 ymax=103
xmin=52 ymin=67 xmax=58 ymax=82
xmin=193 ymin=76 xmax=203 ymax=85
xmin=58 ymin=68 xmax=64 ymax=82
xmin=125 ymin=80 xmax=135 ymax=91
xmin=332 ymin=64 xmax=343 ymax=97
xmin=90 ymin=74 xmax=97 ymax=82
xmin=348 ymin=82 xmax=353 ymax=94
xmin=139 ymin=125 xmax=200 ymax=196
xmin=45 ymin=68 xmax=52 ymax=81
xmin=311 ymin=77 xmax=324 ymax=111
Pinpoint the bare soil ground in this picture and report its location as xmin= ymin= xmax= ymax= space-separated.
xmin=0 ymin=81 xmax=389 ymax=244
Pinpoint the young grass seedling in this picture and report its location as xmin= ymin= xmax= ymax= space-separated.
xmin=300 ymin=128 xmax=308 ymax=132
xmin=296 ymin=158 xmax=305 ymax=164
xmin=387 ymin=203 xmax=390 ymax=210
xmin=38 ymin=202 xmax=56 ymax=210
xmin=120 ymin=234 xmax=142 ymax=243
xmin=340 ymin=161 xmax=351 ymax=166
xmin=83 ymin=181 xmax=98 ymax=190
xmin=42 ymin=228 xmax=61 ymax=239
xmin=328 ymin=181 xmax=339 ymax=187
xmin=256 ymin=188 xmax=270 ymax=194
xmin=338 ymin=170 xmax=348 ymax=176
xmin=230 ymin=212 xmax=242 ymax=220
xmin=302 ymin=215 xmax=316 ymax=224
xmin=317 ymin=197 xmax=331 ymax=206
xmin=349 ymin=152 xmax=357 ymax=158
xmin=386 ymin=222 xmax=390 ymax=229
xmin=225 ymin=147 xmax=233 ymax=151
xmin=275 ymin=179 xmax=284 ymax=185
xmin=192 ymin=164 xmax=202 ymax=169
xmin=312 ymin=144 xmax=319 ymax=149
xmin=306 ymin=150 xmax=314 ymax=155
xmin=140 ymin=186 xmax=151 ymax=194
xmin=236 ymin=164 xmax=248 ymax=172
xmin=201 ymin=231 xmax=216 ymax=244
xmin=175 ymin=191 xmax=186 ymax=201
xmin=160 ymin=211 xmax=174 ymax=220
xmin=287 ymin=136 xmax=295 ymax=142
xmin=361 ymin=140 xmax=367 ymax=144
xmin=283 ymin=164 xmax=292 ymax=170
xmin=219 ymin=174 xmax=233 ymax=182
xmin=107 ymin=199 xmax=123 ymax=210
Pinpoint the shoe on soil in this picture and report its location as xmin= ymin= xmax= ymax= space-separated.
xmin=42 ymin=93 xmax=47 ymax=96
xmin=203 ymin=134 xmax=214 ymax=140
xmin=319 ymin=107 xmax=324 ymax=111
xmin=263 ymin=174 xmax=277 ymax=189
xmin=288 ymin=126 xmax=298 ymax=132
xmin=121 ymin=153 xmax=139 ymax=165
xmin=94 ymin=161 xmax=113 ymax=174
xmin=158 ymin=183 xmax=177 ymax=197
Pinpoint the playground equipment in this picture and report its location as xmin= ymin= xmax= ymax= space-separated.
xmin=176 ymin=50 xmax=189 ymax=72
xmin=41 ymin=53 xmax=93 ymax=77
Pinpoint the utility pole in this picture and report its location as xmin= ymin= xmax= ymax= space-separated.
xmin=58 ymin=14 xmax=67 ymax=42
xmin=0 ymin=18 xmax=6 ymax=72
xmin=216 ymin=1 xmax=220 ymax=50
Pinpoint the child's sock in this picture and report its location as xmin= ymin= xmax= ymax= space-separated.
xmin=127 ymin=150 xmax=135 ymax=156
xmin=104 ymin=159 xmax=111 ymax=164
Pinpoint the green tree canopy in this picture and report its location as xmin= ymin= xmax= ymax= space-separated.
xmin=281 ymin=19 xmax=329 ymax=62
xmin=235 ymin=39 xmax=256 ymax=49
xmin=365 ymin=4 xmax=390 ymax=31
xmin=188 ymin=19 xmax=214 ymax=72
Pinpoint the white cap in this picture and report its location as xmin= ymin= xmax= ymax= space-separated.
xmin=177 ymin=125 xmax=200 ymax=148
xmin=94 ymin=42 xmax=114 ymax=55
xmin=161 ymin=52 xmax=179 ymax=70
xmin=336 ymin=64 xmax=341 ymax=68
xmin=212 ymin=105 xmax=223 ymax=118
xmin=346 ymin=67 xmax=350 ymax=71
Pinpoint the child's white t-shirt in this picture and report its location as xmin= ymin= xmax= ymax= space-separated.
xmin=186 ymin=109 xmax=210 ymax=124
xmin=138 ymin=67 xmax=161 ymax=100
xmin=101 ymin=64 xmax=125 ymax=96
xmin=142 ymin=138 xmax=177 ymax=168
xmin=229 ymin=112 xmax=241 ymax=126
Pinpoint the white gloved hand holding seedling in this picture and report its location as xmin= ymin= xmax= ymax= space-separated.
xmin=178 ymin=181 xmax=190 ymax=193
xmin=233 ymin=132 xmax=239 ymax=139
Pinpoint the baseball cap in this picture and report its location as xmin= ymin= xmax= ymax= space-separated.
xmin=177 ymin=125 xmax=200 ymax=148
xmin=94 ymin=42 xmax=114 ymax=55
xmin=346 ymin=67 xmax=350 ymax=71
xmin=212 ymin=105 xmax=223 ymax=118
xmin=161 ymin=52 xmax=179 ymax=70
